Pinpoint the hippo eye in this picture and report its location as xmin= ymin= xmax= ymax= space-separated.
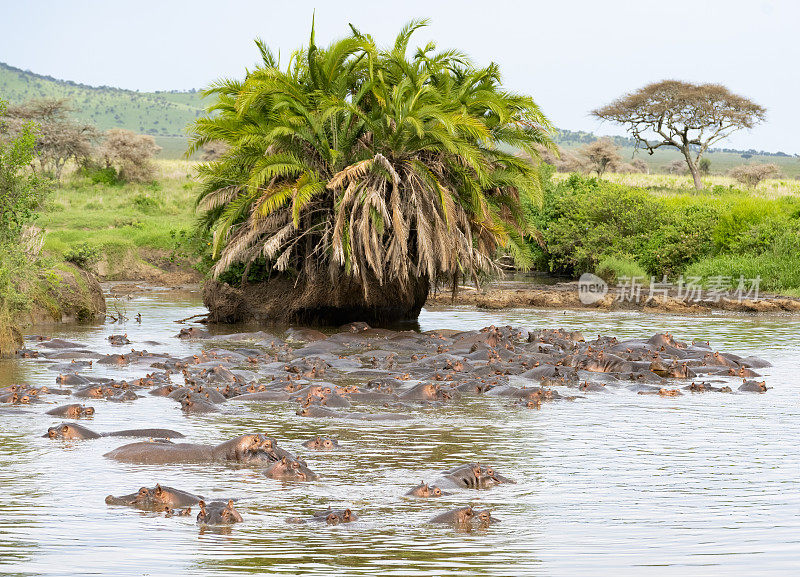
xmin=323 ymin=440 xmax=332 ymax=448
xmin=486 ymin=467 xmax=494 ymax=475
xmin=61 ymin=425 xmax=69 ymax=433
xmin=433 ymin=488 xmax=441 ymax=496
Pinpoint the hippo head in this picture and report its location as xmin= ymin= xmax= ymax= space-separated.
xmin=475 ymin=509 xmax=497 ymax=526
xmin=197 ymin=500 xmax=241 ymax=525
xmin=44 ymin=423 xmax=99 ymax=440
xmin=456 ymin=506 xmax=475 ymax=524
xmin=325 ymin=512 xmax=340 ymax=525
xmin=319 ymin=438 xmax=337 ymax=450
xmin=105 ymin=486 xmax=154 ymax=508
xmin=267 ymin=457 xmax=315 ymax=481
xmin=408 ymin=482 xmax=443 ymax=498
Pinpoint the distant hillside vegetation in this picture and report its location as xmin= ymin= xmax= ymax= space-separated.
xmin=0 ymin=62 xmax=205 ymax=157
xmin=2 ymin=62 xmax=798 ymax=172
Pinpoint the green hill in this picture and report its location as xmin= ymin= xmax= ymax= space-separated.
xmin=2 ymin=61 xmax=798 ymax=173
xmin=0 ymin=62 xmax=205 ymax=157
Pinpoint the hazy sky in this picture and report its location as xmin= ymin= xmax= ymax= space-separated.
xmin=2 ymin=0 xmax=798 ymax=153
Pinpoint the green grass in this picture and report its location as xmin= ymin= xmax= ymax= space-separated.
xmin=41 ymin=160 xmax=204 ymax=266
xmin=595 ymin=255 xmax=648 ymax=283
xmin=685 ymin=253 xmax=800 ymax=293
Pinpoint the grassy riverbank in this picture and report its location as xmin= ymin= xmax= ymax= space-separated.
xmin=24 ymin=159 xmax=800 ymax=302
xmin=39 ymin=160 xmax=208 ymax=283
xmin=531 ymin=170 xmax=800 ymax=296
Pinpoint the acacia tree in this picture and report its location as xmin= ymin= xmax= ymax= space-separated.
xmin=730 ymin=163 xmax=779 ymax=188
xmin=189 ymin=19 xmax=554 ymax=324
xmin=592 ymin=80 xmax=766 ymax=190
xmin=98 ymin=129 xmax=161 ymax=183
xmin=580 ymin=138 xmax=621 ymax=176
xmin=4 ymin=98 xmax=96 ymax=180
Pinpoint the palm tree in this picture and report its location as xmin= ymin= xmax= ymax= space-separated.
xmin=189 ymin=19 xmax=554 ymax=324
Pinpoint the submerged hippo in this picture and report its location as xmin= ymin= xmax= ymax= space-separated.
xmin=264 ymin=456 xmax=318 ymax=481
xmin=429 ymin=505 xmax=499 ymax=527
xmin=406 ymin=482 xmax=445 ymax=497
xmin=438 ymin=463 xmax=515 ymax=489
xmin=301 ymin=436 xmax=340 ymax=451
xmin=45 ymin=423 xmax=184 ymax=440
xmin=105 ymin=484 xmax=203 ymax=510
xmin=45 ymin=404 xmax=95 ymax=418
xmin=197 ymin=500 xmax=242 ymax=525
xmin=104 ymin=433 xmax=275 ymax=464
xmin=312 ymin=507 xmax=358 ymax=525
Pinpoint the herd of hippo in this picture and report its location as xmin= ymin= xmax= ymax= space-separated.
xmin=6 ymin=321 xmax=771 ymax=530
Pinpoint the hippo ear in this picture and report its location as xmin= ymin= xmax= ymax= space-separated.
xmin=155 ymin=484 xmax=163 ymax=494
xmin=226 ymin=500 xmax=235 ymax=509
xmin=281 ymin=456 xmax=288 ymax=464
xmin=343 ymin=509 xmax=352 ymax=520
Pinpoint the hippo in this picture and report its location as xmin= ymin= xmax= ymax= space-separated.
xmin=44 ymin=423 xmax=185 ymax=440
xmin=399 ymin=383 xmax=454 ymax=402
xmin=739 ymin=380 xmax=768 ymax=393
xmin=104 ymin=433 xmax=274 ymax=464
xmin=406 ymin=482 xmax=445 ymax=497
xmin=264 ymin=456 xmax=318 ymax=481
xmin=302 ymin=437 xmax=340 ymax=451
xmin=163 ymin=506 xmax=193 ymax=517
xmin=176 ymin=327 xmax=209 ymax=339
xmin=197 ymin=500 xmax=242 ymax=525
xmin=429 ymin=506 xmax=475 ymax=525
xmin=429 ymin=506 xmax=499 ymax=527
xmin=180 ymin=397 xmax=219 ymax=414
xmin=105 ymin=484 xmax=203 ymax=510
xmin=439 ymin=463 xmax=515 ymax=489
xmin=56 ymin=374 xmax=90 ymax=387
xmin=312 ymin=507 xmax=358 ymax=524
xmin=45 ymin=404 xmax=95 ymax=418
xmin=107 ymin=334 xmax=131 ymax=346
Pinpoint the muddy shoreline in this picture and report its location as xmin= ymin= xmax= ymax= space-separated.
xmin=428 ymin=281 xmax=800 ymax=314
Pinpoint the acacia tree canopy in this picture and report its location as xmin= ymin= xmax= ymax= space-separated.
xmin=592 ymin=80 xmax=766 ymax=190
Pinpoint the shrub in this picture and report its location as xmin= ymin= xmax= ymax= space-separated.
xmin=132 ymin=193 xmax=161 ymax=214
xmin=730 ymin=163 xmax=779 ymax=188
xmin=97 ymin=129 xmax=161 ymax=183
xmin=595 ymin=255 xmax=647 ymax=283
xmin=79 ymin=161 xmax=120 ymax=185
xmin=63 ymin=242 xmax=100 ymax=269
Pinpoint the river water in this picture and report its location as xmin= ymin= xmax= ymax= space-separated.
xmin=0 ymin=286 xmax=798 ymax=576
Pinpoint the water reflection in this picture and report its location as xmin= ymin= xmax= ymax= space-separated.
xmin=0 ymin=287 xmax=798 ymax=576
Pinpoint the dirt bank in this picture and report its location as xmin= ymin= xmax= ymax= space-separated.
xmin=427 ymin=281 xmax=800 ymax=314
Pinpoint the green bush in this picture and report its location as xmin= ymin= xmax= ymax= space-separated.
xmin=132 ymin=193 xmax=161 ymax=214
xmin=529 ymin=174 xmax=800 ymax=291
xmin=63 ymin=242 xmax=100 ymax=269
xmin=80 ymin=164 xmax=121 ymax=186
xmin=595 ymin=255 xmax=648 ymax=283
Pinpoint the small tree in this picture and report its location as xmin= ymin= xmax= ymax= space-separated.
xmin=4 ymin=98 xmax=96 ymax=180
xmin=98 ymin=129 xmax=161 ymax=183
xmin=664 ymin=160 xmax=686 ymax=175
xmin=580 ymin=138 xmax=621 ymax=176
xmin=592 ymin=80 xmax=766 ymax=190
xmin=530 ymin=144 xmax=587 ymax=173
xmin=0 ymin=101 xmax=49 ymax=245
xmin=730 ymin=163 xmax=779 ymax=188
xmin=699 ymin=158 xmax=711 ymax=175
xmin=630 ymin=158 xmax=649 ymax=174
